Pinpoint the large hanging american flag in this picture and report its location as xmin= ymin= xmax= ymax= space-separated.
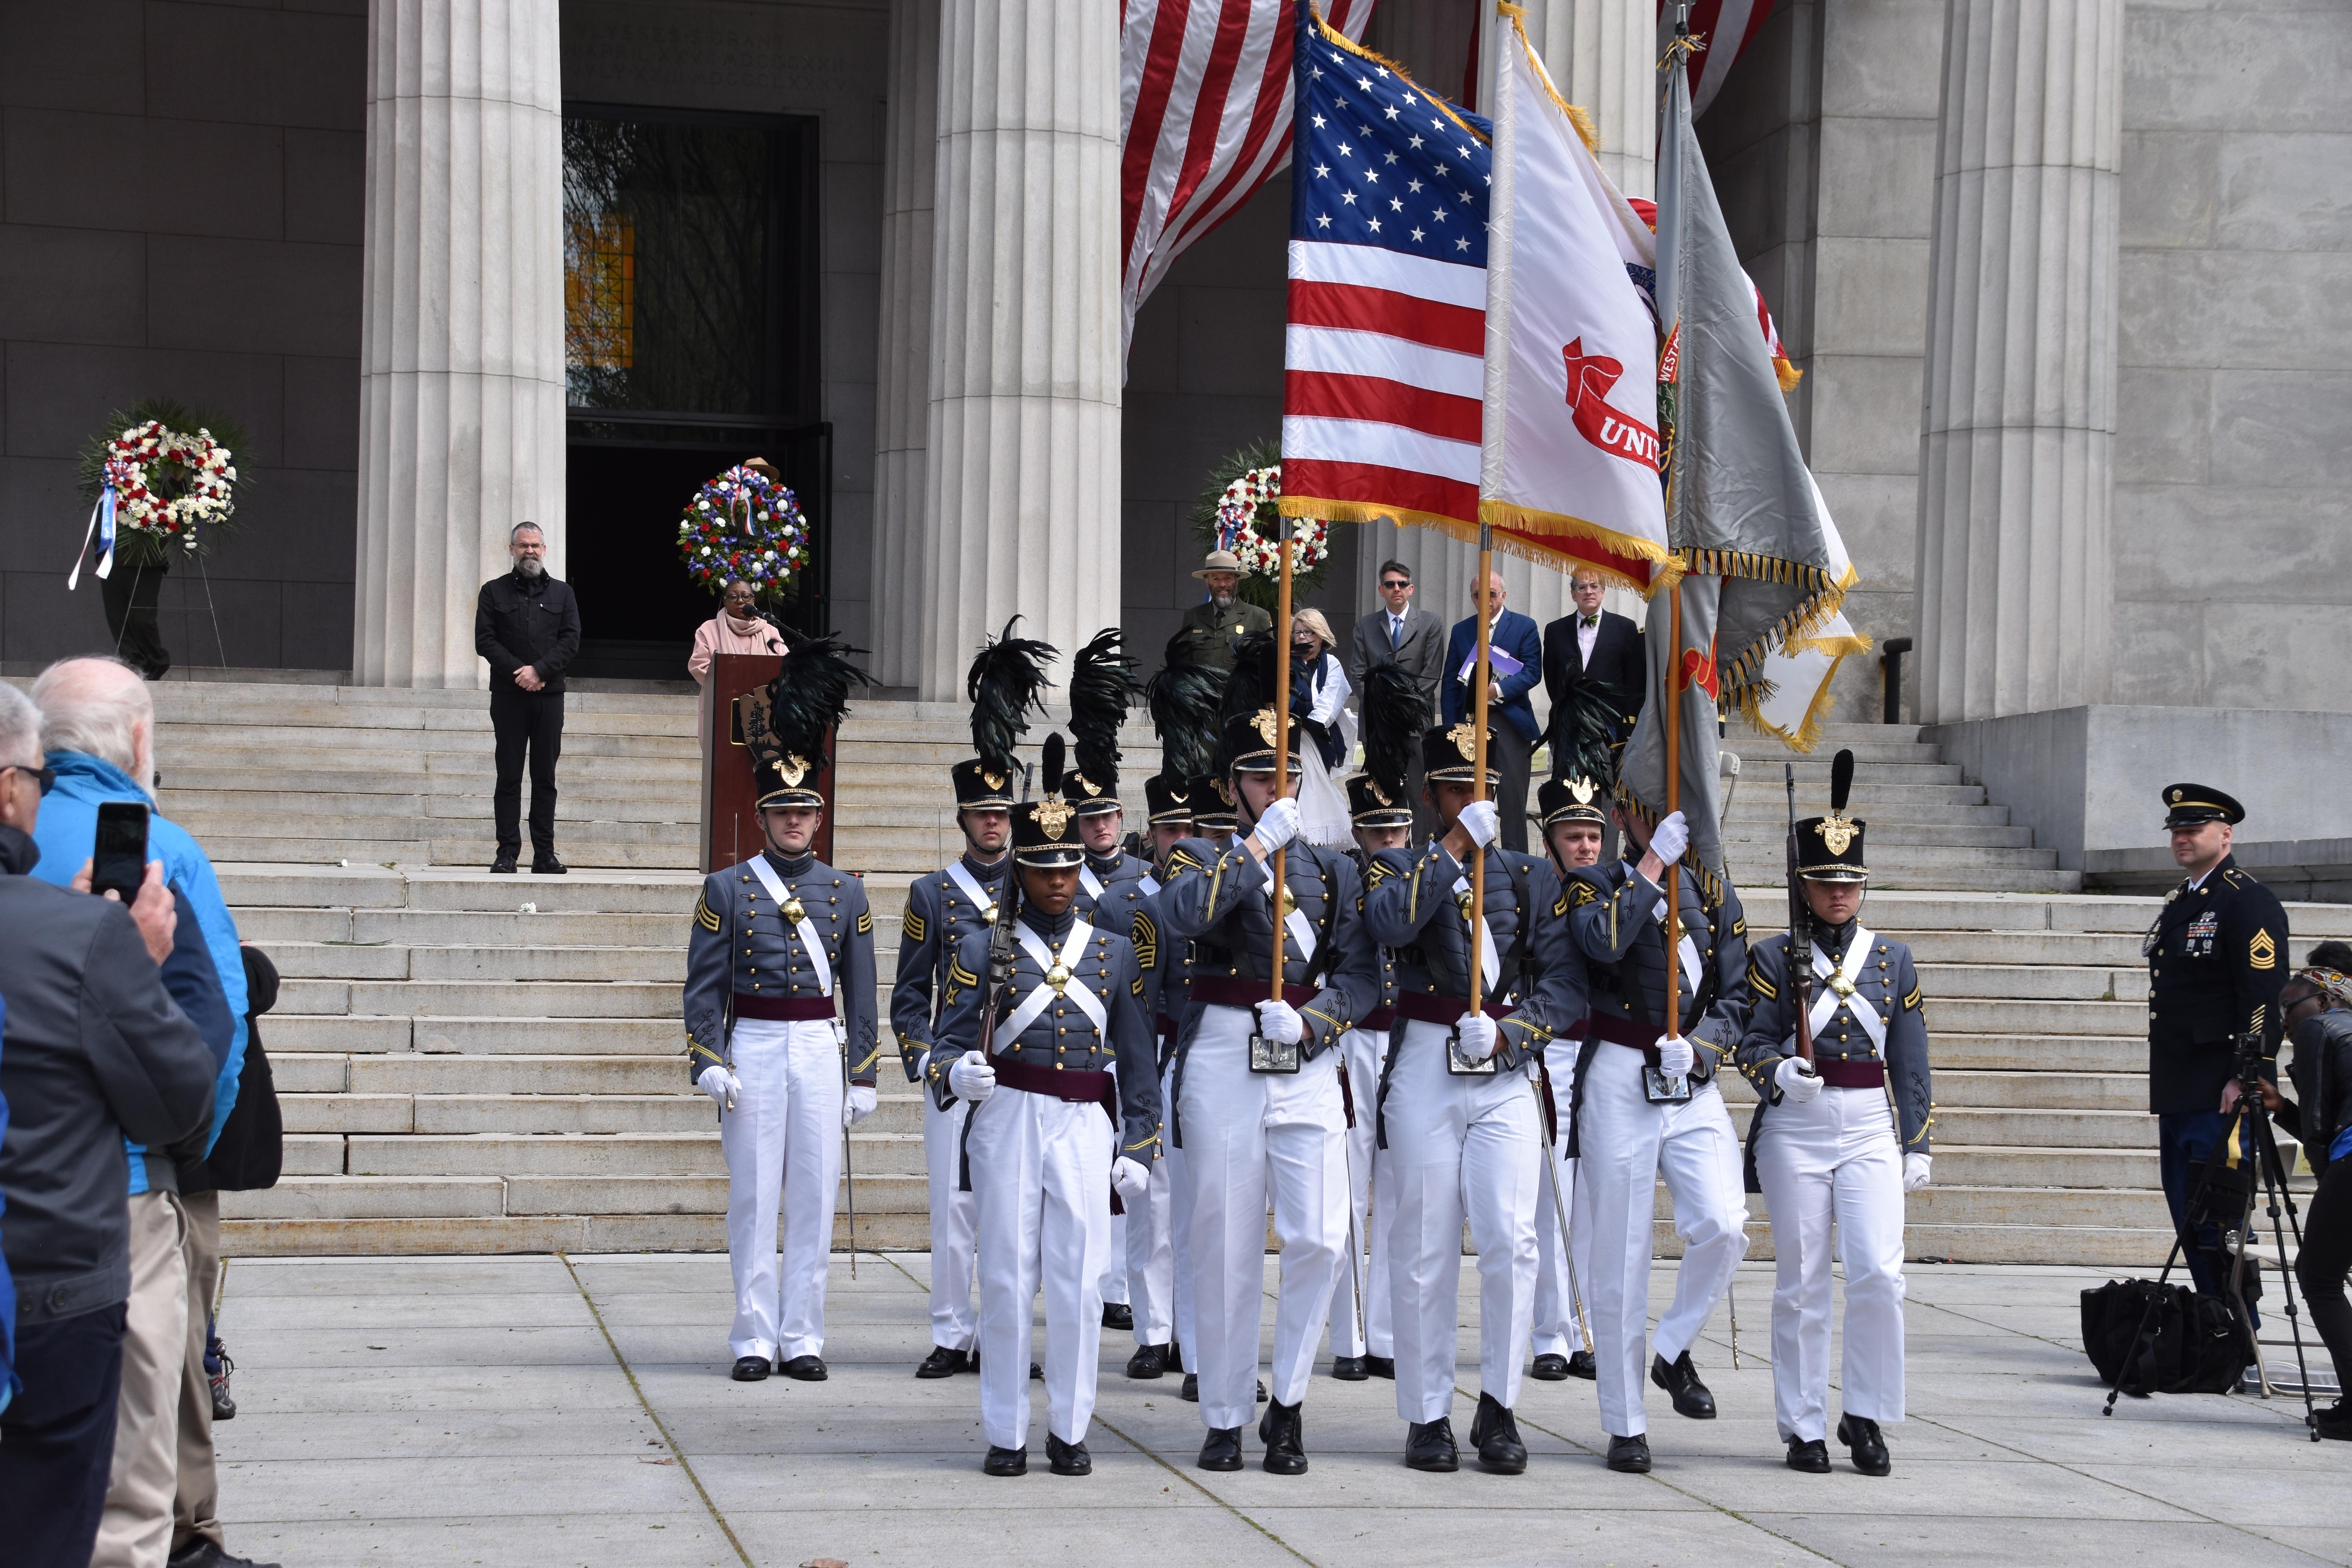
xmin=1120 ymin=0 xmax=1376 ymax=358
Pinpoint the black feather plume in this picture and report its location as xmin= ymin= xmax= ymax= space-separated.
xmin=1561 ymin=687 xmax=1620 ymax=791
xmin=1067 ymin=627 xmax=1138 ymax=788
xmin=753 ymin=633 xmax=871 ymax=774
xmin=1829 ymin=748 xmax=1855 ymax=814
xmin=1146 ymin=630 xmax=1225 ymax=781
xmin=1218 ymin=629 xmax=1281 ymax=731
xmin=965 ymin=617 xmax=1058 ymax=778
xmin=1358 ymin=662 xmax=1423 ymax=801
xmin=1039 ymin=733 xmax=1066 ymax=799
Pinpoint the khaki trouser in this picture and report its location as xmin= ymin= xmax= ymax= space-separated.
xmin=91 ymin=1189 xmax=189 ymax=1568
xmin=174 ymin=1191 xmax=225 ymax=1556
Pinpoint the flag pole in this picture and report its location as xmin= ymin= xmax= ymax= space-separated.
xmin=1469 ymin=526 xmax=1494 ymax=1018
xmin=1663 ymin=572 xmax=1681 ymax=1045
xmin=1272 ymin=514 xmax=1294 ymax=1002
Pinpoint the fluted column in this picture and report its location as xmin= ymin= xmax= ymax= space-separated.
xmin=1497 ymin=0 xmax=1655 ymax=199
xmin=354 ymin=0 xmax=565 ymax=689
xmin=915 ymin=0 xmax=1122 ymax=700
xmin=1913 ymin=0 xmax=2121 ymax=723
xmin=869 ymin=0 xmax=940 ymax=691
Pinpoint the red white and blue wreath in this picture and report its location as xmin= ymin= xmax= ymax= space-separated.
xmin=1214 ymin=464 xmax=1329 ymax=577
xmin=678 ymin=463 xmax=810 ymax=600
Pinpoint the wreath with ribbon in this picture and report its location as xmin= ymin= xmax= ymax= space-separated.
xmin=677 ymin=462 xmax=810 ymax=606
xmin=1189 ymin=437 xmax=1331 ymax=612
xmin=73 ymin=398 xmax=247 ymax=568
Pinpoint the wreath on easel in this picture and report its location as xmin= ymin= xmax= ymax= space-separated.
xmin=1188 ymin=437 xmax=1332 ymax=612
xmin=73 ymin=397 xmax=248 ymax=567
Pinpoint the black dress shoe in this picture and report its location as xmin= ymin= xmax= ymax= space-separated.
xmin=1786 ymin=1436 xmax=1830 ymax=1473
xmin=1837 ymin=1414 xmax=1891 ymax=1476
xmin=1198 ymin=1427 xmax=1244 ymax=1471
xmin=730 ymin=1356 xmax=771 ymax=1381
xmin=2316 ymin=1399 xmax=2352 ymax=1441
xmin=1031 ymin=1362 xmax=1044 ymax=1381
xmin=167 ymin=1544 xmax=280 ymax=1568
xmin=490 ymin=854 xmax=519 ymax=874
xmin=1364 ymin=1354 xmax=1396 ymax=1380
xmin=1404 ymin=1417 xmax=1460 ymax=1472
xmin=531 ymin=854 xmax=567 ymax=875
xmin=1259 ymin=1399 xmax=1308 ymax=1475
xmin=1180 ymin=1373 xmax=1199 ymax=1402
xmin=1651 ymin=1350 xmax=1716 ymax=1418
xmin=1127 ymin=1343 xmax=1168 ymax=1379
xmin=984 ymin=1445 xmax=1028 ymax=1477
xmin=1606 ymin=1432 xmax=1652 ymax=1473
xmin=1530 ymin=1353 xmax=1570 ymax=1381
xmin=916 ymin=1345 xmax=970 ymax=1379
xmin=1258 ymin=1378 xmax=1269 ymax=1403
xmin=1102 ymin=1302 xmax=1133 ymax=1332
xmin=780 ymin=1355 xmax=828 ymax=1381
xmin=1047 ymin=1432 xmax=1093 ymax=1476
xmin=1330 ymin=1355 xmax=1369 ymax=1381
xmin=1468 ymin=1392 xmax=1527 ymax=1475
xmin=1567 ymin=1349 xmax=1597 ymax=1380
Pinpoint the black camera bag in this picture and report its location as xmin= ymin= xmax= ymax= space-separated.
xmin=2081 ymin=1277 xmax=2255 ymax=1395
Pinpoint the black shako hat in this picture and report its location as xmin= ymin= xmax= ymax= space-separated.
xmin=1223 ymin=706 xmax=1303 ymax=774
xmin=1143 ymin=771 xmax=1193 ymax=826
xmin=1538 ymin=775 xmax=1609 ymax=829
xmin=1421 ymin=720 xmax=1500 ymax=789
xmin=957 ymin=617 xmax=1055 ymax=813
xmin=1011 ymin=796 xmax=1087 ymax=868
xmin=1189 ymin=771 xmax=1238 ymax=832
xmin=2163 ymin=782 xmax=2245 ymax=829
xmin=1347 ymin=771 xmax=1414 ymax=829
xmin=1793 ymin=748 xmax=1866 ymax=882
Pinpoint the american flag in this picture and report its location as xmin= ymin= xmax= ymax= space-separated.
xmin=1120 ymin=0 xmax=1375 ymax=358
xmin=1665 ymin=0 xmax=1775 ymax=120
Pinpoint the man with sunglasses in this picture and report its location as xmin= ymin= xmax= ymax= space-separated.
xmin=1347 ymin=561 xmax=1445 ymax=842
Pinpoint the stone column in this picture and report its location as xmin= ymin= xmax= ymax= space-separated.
xmin=354 ymin=0 xmax=567 ymax=689
xmin=915 ymin=0 xmax=1122 ymax=700
xmin=1495 ymin=0 xmax=1655 ymax=198
xmin=1913 ymin=0 xmax=2121 ymax=723
xmin=868 ymin=0 xmax=940 ymax=691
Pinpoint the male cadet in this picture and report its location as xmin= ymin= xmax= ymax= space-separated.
xmin=2143 ymin=784 xmax=2288 ymax=1296
xmin=684 ymin=638 xmax=879 ymax=1383
xmin=1563 ymin=798 xmax=1750 ymax=1474
xmin=1529 ymin=776 xmax=1606 ymax=1382
xmin=1125 ymin=771 xmax=1193 ymax=1379
xmin=1159 ymin=707 xmax=1380 ymax=1474
xmin=1736 ymin=757 xmax=1933 ymax=1477
xmin=1364 ymin=720 xmax=1581 ymax=1475
xmin=926 ymin=778 xmax=1160 ymax=1478
xmin=891 ymin=631 xmax=1044 ymax=1378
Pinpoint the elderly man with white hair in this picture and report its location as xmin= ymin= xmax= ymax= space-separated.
xmin=26 ymin=657 xmax=267 ymax=1568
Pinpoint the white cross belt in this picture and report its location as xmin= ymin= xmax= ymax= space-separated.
xmin=746 ymin=855 xmax=832 ymax=998
xmin=993 ymin=919 xmax=1105 ymax=1051
xmin=1791 ymin=924 xmax=1885 ymax=1055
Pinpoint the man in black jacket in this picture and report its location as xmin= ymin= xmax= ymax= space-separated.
xmin=0 ymin=682 xmax=216 ymax=1568
xmin=474 ymin=521 xmax=582 ymax=873
xmin=1540 ymin=569 xmax=1644 ymax=774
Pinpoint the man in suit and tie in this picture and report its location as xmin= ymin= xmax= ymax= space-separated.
xmin=1440 ymin=572 xmax=1542 ymax=853
xmin=1540 ymin=568 xmax=1644 ymax=782
xmin=1346 ymin=559 xmax=1446 ymax=842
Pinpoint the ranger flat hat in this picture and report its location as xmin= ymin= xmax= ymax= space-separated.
xmin=1347 ymin=771 xmax=1414 ymax=829
xmin=1538 ymin=774 xmax=1608 ymax=829
xmin=1143 ymin=771 xmax=1193 ymax=826
xmin=1011 ymin=796 xmax=1086 ymax=868
xmin=1223 ymin=706 xmax=1303 ymax=774
xmin=1189 ymin=771 xmax=1238 ymax=833
xmin=1794 ymin=748 xmax=1866 ymax=882
xmin=2163 ymin=782 xmax=2244 ymax=829
xmin=1421 ymin=720 xmax=1500 ymax=789
xmin=1192 ymin=549 xmax=1245 ymax=579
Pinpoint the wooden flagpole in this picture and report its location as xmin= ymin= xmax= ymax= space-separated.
xmin=1272 ymin=515 xmax=1294 ymax=1001
xmin=1662 ymin=572 xmax=1681 ymax=1045
xmin=1468 ymin=526 xmax=1494 ymax=1018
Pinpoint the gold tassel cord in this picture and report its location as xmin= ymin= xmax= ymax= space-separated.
xmin=1280 ymin=492 xmax=1676 ymax=599
xmin=1496 ymin=2 xmax=1602 ymax=154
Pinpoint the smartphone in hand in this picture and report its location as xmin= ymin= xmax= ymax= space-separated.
xmin=92 ymin=800 xmax=150 ymax=902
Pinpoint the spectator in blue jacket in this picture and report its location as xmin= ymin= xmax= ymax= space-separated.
xmin=1441 ymin=572 xmax=1543 ymax=852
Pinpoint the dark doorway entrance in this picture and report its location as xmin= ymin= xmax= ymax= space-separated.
xmin=561 ymin=105 xmax=824 ymax=679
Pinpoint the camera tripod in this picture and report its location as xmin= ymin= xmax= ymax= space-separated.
xmin=2102 ymin=1048 xmax=2321 ymax=1439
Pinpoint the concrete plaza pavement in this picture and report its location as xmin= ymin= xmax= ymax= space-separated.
xmin=211 ymin=1252 xmax=2343 ymax=1567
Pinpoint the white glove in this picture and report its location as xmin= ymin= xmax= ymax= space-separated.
xmin=1112 ymin=1156 xmax=1152 ymax=1204
xmin=949 ymin=1050 xmax=996 ymax=1104
xmin=697 ymin=1064 xmax=740 ymax=1112
xmin=844 ymin=1083 xmax=877 ymax=1127
xmin=1457 ymin=799 xmax=1501 ymax=848
xmin=1904 ymin=1153 xmax=1932 ymax=1192
xmin=1455 ymin=1013 xmax=1499 ymax=1061
xmin=1648 ymin=810 xmax=1689 ymax=867
xmin=1255 ymin=999 xmax=1305 ymax=1044
xmin=1654 ymin=1034 xmax=1694 ymax=1078
xmin=1774 ymin=1055 xmax=1824 ymax=1103
xmin=1249 ymin=796 xmax=1302 ymax=857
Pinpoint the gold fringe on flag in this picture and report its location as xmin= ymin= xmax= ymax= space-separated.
xmin=1312 ymin=6 xmax=1490 ymax=145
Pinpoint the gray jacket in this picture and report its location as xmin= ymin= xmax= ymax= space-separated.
xmin=0 ymin=825 xmax=215 ymax=1324
xmin=1345 ymin=604 xmax=1446 ymax=722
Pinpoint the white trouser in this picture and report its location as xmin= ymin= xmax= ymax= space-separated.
xmin=722 ymin=1018 xmax=844 ymax=1362
xmin=1178 ymin=1002 xmax=1348 ymax=1430
xmin=1126 ymin=1043 xmax=1180 ymax=1346
xmin=969 ymin=1084 xmax=1114 ymax=1450
xmin=1382 ymin=1019 xmax=1543 ymax=1423
xmin=1330 ymin=1025 xmax=1392 ymax=1358
xmin=1579 ymin=1041 xmax=1749 ymax=1437
xmin=923 ymin=1090 xmax=978 ymax=1351
xmin=1531 ymin=1038 xmax=1592 ymax=1358
xmin=1166 ymin=1051 xmax=1197 ymax=1362
xmin=1102 ymin=1214 xmax=1130 ymax=1307
xmin=1756 ymin=1085 xmax=1908 ymax=1441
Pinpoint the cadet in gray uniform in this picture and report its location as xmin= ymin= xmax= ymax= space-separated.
xmin=926 ymin=780 xmax=1160 ymax=1479
xmin=1124 ymin=771 xmax=1193 ymax=1380
xmin=684 ymin=637 xmax=878 ymax=1383
xmin=1736 ymin=759 xmax=1933 ymax=1477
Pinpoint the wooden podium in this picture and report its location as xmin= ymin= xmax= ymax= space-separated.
xmin=702 ymin=652 xmax=834 ymax=871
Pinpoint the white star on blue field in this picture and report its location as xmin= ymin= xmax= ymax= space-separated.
xmin=1293 ymin=40 xmax=1492 ymax=265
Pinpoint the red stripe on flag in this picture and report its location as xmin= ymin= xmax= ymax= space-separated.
xmin=1285 ymin=279 xmax=1486 ymax=354
xmin=1121 ymin=0 xmax=1195 ymax=265
xmin=1283 ymin=371 xmax=1483 ymax=445
xmin=1163 ymin=5 xmax=1291 ymax=258
xmin=1156 ymin=2 xmax=1256 ymax=261
xmin=1281 ymin=457 xmax=1479 ymax=529
xmin=1493 ymin=525 xmax=1659 ymax=592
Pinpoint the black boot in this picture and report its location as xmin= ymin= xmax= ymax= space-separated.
xmin=1605 ymin=1432 xmax=1651 ymax=1473
xmin=1404 ymin=1417 xmax=1459 ymax=1472
xmin=1837 ymin=1414 xmax=1891 ymax=1476
xmin=1102 ymin=1302 xmax=1133 ymax=1332
xmin=780 ymin=1355 xmax=828 ymax=1381
xmin=1651 ymin=1350 xmax=1716 ymax=1418
xmin=1127 ymin=1343 xmax=1169 ymax=1379
xmin=1258 ymin=1398 xmax=1308 ymax=1475
xmin=490 ymin=853 xmax=519 ymax=874
xmin=916 ymin=1345 xmax=969 ymax=1379
xmin=1180 ymin=1372 xmax=1199 ymax=1402
xmin=1047 ymin=1432 xmax=1092 ymax=1476
xmin=1330 ymin=1355 xmax=1369 ymax=1381
xmin=1468 ymin=1392 xmax=1527 ymax=1475
xmin=1258 ymin=1378 xmax=1269 ymax=1403
xmin=1198 ymin=1427 xmax=1244 ymax=1471
xmin=1786 ymin=1436 xmax=1830 ymax=1473
xmin=531 ymin=853 xmax=567 ymax=875
xmin=730 ymin=1356 xmax=771 ymax=1382
xmin=984 ymin=1445 xmax=1028 ymax=1477
xmin=1529 ymin=1353 xmax=1570 ymax=1381
xmin=1567 ymin=1349 xmax=1597 ymax=1380
xmin=1364 ymin=1354 xmax=1396 ymax=1380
